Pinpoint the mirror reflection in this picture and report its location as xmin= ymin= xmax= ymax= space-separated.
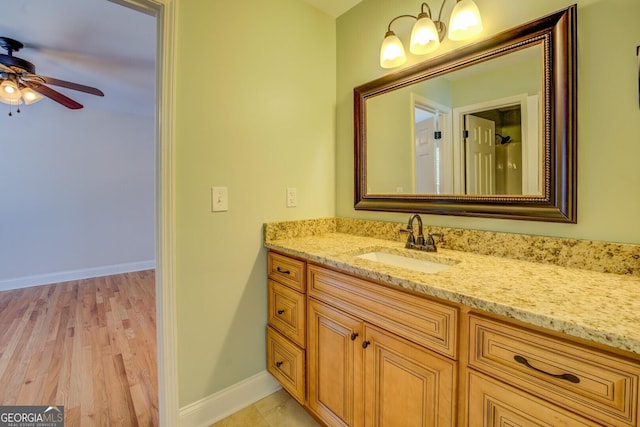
xmin=366 ymin=44 xmax=543 ymax=196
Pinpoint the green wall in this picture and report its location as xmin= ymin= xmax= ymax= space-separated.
xmin=173 ymin=0 xmax=640 ymax=410
xmin=337 ymin=0 xmax=640 ymax=244
xmin=175 ymin=0 xmax=335 ymax=406
xmin=450 ymin=51 xmax=542 ymax=108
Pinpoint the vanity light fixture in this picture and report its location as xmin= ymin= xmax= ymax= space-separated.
xmin=380 ymin=0 xmax=483 ymax=68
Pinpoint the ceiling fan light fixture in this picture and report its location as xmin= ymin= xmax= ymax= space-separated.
xmin=0 ymin=36 xmax=104 ymax=113
xmin=0 ymin=94 xmax=22 ymax=105
xmin=1 ymin=79 xmax=22 ymax=100
xmin=21 ymin=87 xmax=43 ymax=104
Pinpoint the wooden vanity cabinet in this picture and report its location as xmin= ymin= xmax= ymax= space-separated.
xmin=266 ymin=252 xmax=307 ymax=404
xmin=307 ymin=264 xmax=458 ymax=427
xmin=266 ymin=250 xmax=640 ymax=426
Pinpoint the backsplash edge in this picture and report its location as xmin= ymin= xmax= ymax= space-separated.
xmin=264 ymin=217 xmax=640 ymax=277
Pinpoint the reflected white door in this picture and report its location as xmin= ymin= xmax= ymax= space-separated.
xmin=465 ymin=115 xmax=495 ymax=194
xmin=414 ymin=117 xmax=438 ymax=193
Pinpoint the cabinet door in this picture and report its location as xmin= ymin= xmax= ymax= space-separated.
xmin=363 ymin=324 xmax=456 ymax=427
xmin=308 ymin=299 xmax=364 ymax=427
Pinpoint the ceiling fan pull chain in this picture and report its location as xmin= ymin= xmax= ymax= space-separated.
xmin=6 ymin=103 xmax=20 ymax=117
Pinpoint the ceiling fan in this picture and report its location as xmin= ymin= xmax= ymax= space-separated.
xmin=0 ymin=36 xmax=104 ymax=114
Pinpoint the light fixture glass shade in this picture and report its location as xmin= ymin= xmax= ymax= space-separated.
xmin=410 ymin=16 xmax=441 ymax=55
xmin=1 ymin=79 xmax=23 ymax=101
xmin=0 ymin=95 xmax=22 ymax=105
xmin=21 ymin=87 xmax=43 ymax=104
xmin=380 ymin=31 xmax=407 ymax=68
xmin=448 ymin=0 xmax=483 ymax=41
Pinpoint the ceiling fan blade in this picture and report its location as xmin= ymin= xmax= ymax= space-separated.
xmin=23 ymin=81 xmax=83 ymax=109
xmin=38 ymin=75 xmax=104 ymax=97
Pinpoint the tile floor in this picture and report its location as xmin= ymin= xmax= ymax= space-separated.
xmin=210 ymin=389 xmax=321 ymax=427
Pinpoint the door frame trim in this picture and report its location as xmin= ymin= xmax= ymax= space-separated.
xmin=107 ymin=0 xmax=179 ymax=425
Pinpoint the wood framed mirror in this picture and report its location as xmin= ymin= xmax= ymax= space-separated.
xmin=354 ymin=5 xmax=576 ymax=222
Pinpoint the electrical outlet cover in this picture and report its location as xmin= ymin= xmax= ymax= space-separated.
xmin=286 ymin=187 xmax=297 ymax=207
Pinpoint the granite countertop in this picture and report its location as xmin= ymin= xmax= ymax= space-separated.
xmin=265 ymin=232 xmax=640 ymax=357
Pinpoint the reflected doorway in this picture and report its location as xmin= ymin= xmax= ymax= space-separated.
xmin=453 ymin=94 xmax=541 ymax=195
xmin=411 ymin=95 xmax=452 ymax=194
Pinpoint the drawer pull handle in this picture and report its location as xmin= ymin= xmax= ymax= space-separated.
xmin=351 ymin=332 xmax=359 ymax=341
xmin=276 ymin=267 xmax=291 ymax=275
xmin=514 ymin=355 xmax=580 ymax=384
xmin=362 ymin=340 xmax=371 ymax=349
xmin=276 ymin=361 xmax=283 ymax=368
xmin=277 ymin=309 xmax=285 ymax=315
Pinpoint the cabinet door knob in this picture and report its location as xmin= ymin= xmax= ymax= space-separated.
xmin=276 ymin=267 xmax=291 ymax=275
xmin=276 ymin=361 xmax=283 ymax=368
xmin=350 ymin=332 xmax=359 ymax=341
xmin=362 ymin=340 xmax=371 ymax=349
xmin=277 ymin=309 xmax=285 ymax=315
xmin=513 ymin=355 xmax=580 ymax=383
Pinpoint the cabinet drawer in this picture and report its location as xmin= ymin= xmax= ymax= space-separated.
xmin=308 ymin=265 xmax=458 ymax=359
xmin=268 ymin=252 xmax=306 ymax=292
xmin=266 ymin=326 xmax=305 ymax=404
xmin=468 ymin=314 xmax=640 ymax=426
xmin=467 ymin=370 xmax=600 ymax=426
xmin=268 ymin=280 xmax=305 ymax=348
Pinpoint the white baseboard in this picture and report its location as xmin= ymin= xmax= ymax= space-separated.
xmin=0 ymin=260 xmax=156 ymax=291
xmin=179 ymin=371 xmax=281 ymax=427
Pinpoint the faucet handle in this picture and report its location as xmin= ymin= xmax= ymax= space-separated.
xmin=429 ymin=232 xmax=444 ymax=242
xmin=406 ymin=230 xmax=416 ymax=245
xmin=400 ymin=225 xmax=416 ymax=247
xmin=425 ymin=232 xmax=444 ymax=252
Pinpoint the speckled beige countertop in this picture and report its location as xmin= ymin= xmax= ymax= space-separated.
xmin=265 ymin=227 xmax=640 ymax=357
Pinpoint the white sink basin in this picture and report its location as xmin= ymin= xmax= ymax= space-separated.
xmin=356 ymin=251 xmax=453 ymax=274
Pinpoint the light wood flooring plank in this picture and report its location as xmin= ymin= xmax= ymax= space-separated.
xmin=0 ymin=270 xmax=158 ymax=426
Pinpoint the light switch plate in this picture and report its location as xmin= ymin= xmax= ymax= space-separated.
xmin=211 ymin=187 xmax=228 ymax=212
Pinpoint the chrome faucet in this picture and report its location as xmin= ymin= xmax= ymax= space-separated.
xmin=403 ymin=214 xmax=444 ymax=252
xmin=405 ymin=214 xmax=425 ymax=248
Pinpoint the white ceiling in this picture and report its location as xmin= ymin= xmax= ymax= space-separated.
xmin=1 ymin=0 xmax=358 ymax=118
xmin=303 ymin=0 xmax=362 ymax=17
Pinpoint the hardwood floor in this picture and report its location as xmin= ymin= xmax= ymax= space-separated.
xmin=0 ymin=270 xmax=158 ymax=426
